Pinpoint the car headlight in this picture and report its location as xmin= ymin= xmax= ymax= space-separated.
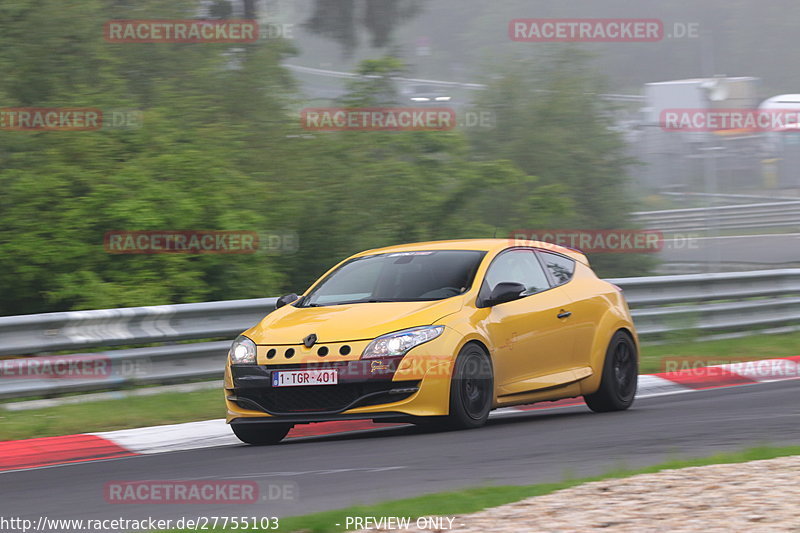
xmin=434 ymin=96 xmax=452 ymax=101
xmin=229 ymin=335 xmax=256 ymax=364
xmin=361 ymin=326 xmax=444 ymax=359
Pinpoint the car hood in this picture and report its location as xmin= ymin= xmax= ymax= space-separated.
xmin=244 ymin=297 xmax=465 ymax=344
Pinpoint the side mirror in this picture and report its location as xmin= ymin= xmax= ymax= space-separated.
xmin=276 ymin=293 xmax=299 ymax=309
xmin=485 ymin=282 xmax=526 ymax=307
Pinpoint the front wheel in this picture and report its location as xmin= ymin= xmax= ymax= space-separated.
xmin=584 ymin=331 xmax=638 ymax=412
xmin=445 ymin=344 xmax=494 ymax=429
xmin=231 ymin=422 xmax=292 ymax=445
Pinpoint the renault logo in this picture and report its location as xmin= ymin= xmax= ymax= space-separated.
xmin=303 ymin=333 xmax=317 ymax=348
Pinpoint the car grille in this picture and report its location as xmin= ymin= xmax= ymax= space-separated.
xmin=235 ymin=380 xmax=419 ymax=414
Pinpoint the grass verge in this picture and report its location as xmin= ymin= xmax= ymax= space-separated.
xmin=0 ymin=389 xmax=224 ymax=441
xmin=638 ymin=330 xmax=800 ymax=373
xmin=1 ymin=331 xmax=798 ymax=441
xmin=204 ymin=445 xmax=800 ymax=532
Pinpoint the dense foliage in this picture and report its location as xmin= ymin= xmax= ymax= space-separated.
xmin=0 ymin=1 xmax=646 ymax=316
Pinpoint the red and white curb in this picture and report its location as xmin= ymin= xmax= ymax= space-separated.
xmin=2 ymin=356 xmax=798 ymax=473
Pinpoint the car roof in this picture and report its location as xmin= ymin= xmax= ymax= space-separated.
xmin=353 ymin=239 xmax=589 ymax=264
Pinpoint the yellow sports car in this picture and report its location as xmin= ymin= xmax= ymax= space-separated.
xmin=225 ymin=239 xmax=638 ymax=444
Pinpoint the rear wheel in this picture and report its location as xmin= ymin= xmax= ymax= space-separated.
xmin=584 ymin=331 xmax=638 ymax=412
xmin=231 ymin=422 xmax=292 ymax=445
xmin=445 ymin=344 xmax=493 ymax=429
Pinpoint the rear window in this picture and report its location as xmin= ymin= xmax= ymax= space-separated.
xmin=538 ymin=251 xmax=576 ymax=285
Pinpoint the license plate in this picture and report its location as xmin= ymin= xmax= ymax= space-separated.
xmin=272 ymin=369 xmax=338 ymax=387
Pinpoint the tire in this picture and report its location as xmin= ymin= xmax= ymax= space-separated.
xmin=231 ymin=422 xmax=292 ymax=445
xmin=584 ymin=331 xmax=638 ymax=413
xmin=445 ymin=344 xmax=494 ymax=429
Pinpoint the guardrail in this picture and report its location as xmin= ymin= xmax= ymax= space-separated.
xmin=660 ymin=192 xmax=800 ymax=204
xmin=0 ymin=298 xmax=277 ymax=357
xmin=608 ymin=269 xmax=800 ymax=337
xmin=284 ymin=63 xmax=645 ymax=102
xmin=1 ymin=269 xmax=798 ymax=399
xmin=632 ymin=201 xmax=800 ymax=233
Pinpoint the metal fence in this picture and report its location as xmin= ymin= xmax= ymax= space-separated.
xmin=632 ymin=200 xmax=800 ymax=233
xmin=607 ymin=269 xmax=800 ymax=337
xmin=1 ymin=269 xmax=798 ymax=399
xmin=284 ymin=63 xmax=644 ymax=102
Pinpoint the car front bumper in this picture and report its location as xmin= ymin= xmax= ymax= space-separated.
xmin=225 ymin=341 xmax=458 ymax=424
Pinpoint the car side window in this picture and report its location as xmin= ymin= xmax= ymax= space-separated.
xmin=483 ymin=249 xmax=551 ymax=297
xmin=538 ymin=251 xmax=576 ymax=286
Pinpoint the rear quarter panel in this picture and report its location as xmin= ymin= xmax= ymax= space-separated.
xmin=561 ymin=263 xmax=639 ymax=395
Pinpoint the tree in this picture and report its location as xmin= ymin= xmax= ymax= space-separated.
xmin=468 ymin=48 xmax=656 ymax=276
xmin=0 ymin=3 xmax=592 ymax=315
xmin=277 ymin=57 xmax=573 ymax=290
xmin=303 ymin=0 xmax=426 ymax=56
xmin=337 ymin=56 xmax=407 ymax=107
xmin=0 ymin=0 xmax=296 ymax=314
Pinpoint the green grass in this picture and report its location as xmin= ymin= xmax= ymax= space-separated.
xmin=194 ymin=445 xmax=800 ymax=532
xmin=0 ymin=389 xmax=224 ymax=441
xmin=638 ymin=330 xmax=800 ymax=373
xmin=1 ymin=331 xmax=798 ymax=441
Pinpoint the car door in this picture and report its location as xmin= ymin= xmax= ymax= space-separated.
xmin=539 ymin=249 xmax=607 ymax=374
xmin=479 ymin=249 xmax=577 ymax=396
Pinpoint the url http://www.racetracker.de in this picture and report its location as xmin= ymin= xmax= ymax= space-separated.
xmin=0 ymin=516 xmax=280 ymax=532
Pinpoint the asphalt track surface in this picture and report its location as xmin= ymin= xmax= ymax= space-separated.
xmin=3 ymin=381 xmax=799 ymax=526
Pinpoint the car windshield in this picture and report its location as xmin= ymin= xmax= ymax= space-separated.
xmin=299 ymin=250 xmax=486 ymax=307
